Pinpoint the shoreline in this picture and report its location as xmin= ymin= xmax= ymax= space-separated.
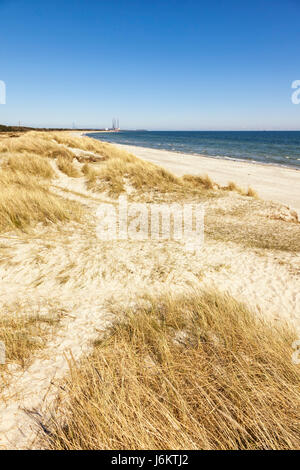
xmin=87 ymin=138 xmax=300 ymax=214
xmin=84 ymin=132 xmax=300 ymax=172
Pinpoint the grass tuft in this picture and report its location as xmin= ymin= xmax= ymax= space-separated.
xmin=0 ymin=168 xmax=82 ymax=232
xmin=246 ymin=186 xmax=258 ymax=198
xmin=4 ymin=153 xmax=55 ymax=179
xmin=57 ymin=156 xmax=81 ymax=178
xmin=43 ymin=291 xmax=300 ymax=450
xmin=0 ymin=313 xmax=61 ymax=369
xmin=182 ymin=174 xmax=216 ymax=190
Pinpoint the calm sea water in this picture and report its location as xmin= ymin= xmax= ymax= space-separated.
xmin=87 ymin=131 xmax=300 ymax=169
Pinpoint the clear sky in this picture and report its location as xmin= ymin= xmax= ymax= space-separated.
xmin=0 ymin=0 xmax=300 ymax=130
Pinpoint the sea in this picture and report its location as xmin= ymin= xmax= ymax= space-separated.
xmin=87 ymin=130 xmax=300 ymax=169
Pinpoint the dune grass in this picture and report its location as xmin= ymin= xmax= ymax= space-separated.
xmin=225 ymin=181 xmax=258 ymax=198
xmin=0 ymin=313 xmax=61 ymax=370
xmin=1 ymin=131 xmax=297 ymax=253
xmin=82 ymin=157 xmax=224 ymax=201
xmin=0 ymin=311 xmax=62 ymax=395
xmin=206 ymin=214 xmax=300 ymax=252
xmin=4 ymin=153 xmax=55 ymax=179
xmin=0 ymin=131 xmax=78 ymax=162
xmin=68 ymin=136 xmax=255 ymax=200
xmin=83 ymin=155 xmax=259 ymax=204
xmin=43 ymin=291 xmax=300 ymax=450
xmin=0 ymin=131 xmax=258 ymax=199
xmin=205 ymin=197 xmax=300 ymax=252
xmin=47 ymin=132 xmax=132 ymax=160
xmin=47 ymin=147 xmax=76 ymax=160
xmin=3 ymin=132 xmax=245 ymax=198
xmin=57 ymin=156 xmax=81 ymax=178
xmin=0 ymin=132 xmax=63 ymax=157
xmin=0 ymin=168 xmax=82 ymax=232
xmin=83 ymin=157 xmax=187 ymax=197
xmin=182 ymin=173 xmax=215 ymax=190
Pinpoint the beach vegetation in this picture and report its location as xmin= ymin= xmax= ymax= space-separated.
xmin=57 ymin=156 xmax=81 ymax=178
xmin=4 ymin=153 xmax=55 ymax=179
xmin=42 ymin=290 xmax=300 ymax=450
xmin=0 ymin=167 xmax=82 ymax=232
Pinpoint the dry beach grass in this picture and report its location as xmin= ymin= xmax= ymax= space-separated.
xmin=0 ymin=168 xmax=82 ymax=232
xmin=0 ymin=313 xmax=61 ymax=370
xmin=44 ymin=291 xmax=300 ymax=450
xmin=57 ymin=156 xmax=81 ymax=178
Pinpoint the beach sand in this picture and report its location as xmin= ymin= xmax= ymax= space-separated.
xmin=112 ymin=143 xmax=300 ymax=215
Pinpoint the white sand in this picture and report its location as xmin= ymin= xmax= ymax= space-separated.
xmin=113 ymin=143 xmax=300 ymax=215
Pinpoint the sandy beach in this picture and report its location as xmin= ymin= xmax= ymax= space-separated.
xmin=111 ymin=142 xmax=300 ymax=215
xmin=0 ymin=131 xmax=299 ymax=450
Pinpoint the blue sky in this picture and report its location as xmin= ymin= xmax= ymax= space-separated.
xmin=0 ymin=0 xmax=299 ymax=130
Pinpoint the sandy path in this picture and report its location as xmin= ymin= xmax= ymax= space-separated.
xmin=112 ymin=143 xmax=300 ymax=215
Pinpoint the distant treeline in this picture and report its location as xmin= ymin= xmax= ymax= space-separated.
xmin=0 ymin=124 xmax=34 ymax=132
